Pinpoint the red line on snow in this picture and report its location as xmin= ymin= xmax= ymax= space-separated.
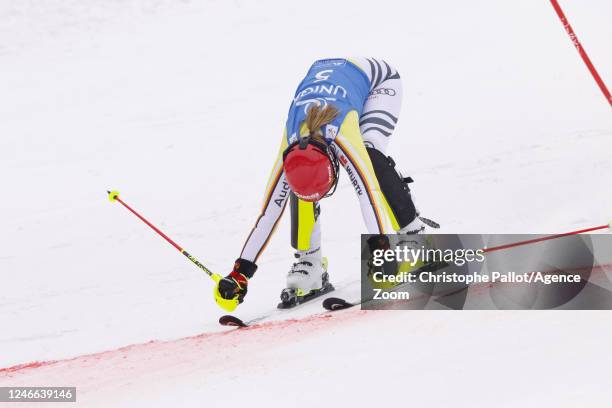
xmin=0 ymin=309 xmax=368 ymax=377
xmin=1 ymin=266 xmax=611 ymax=379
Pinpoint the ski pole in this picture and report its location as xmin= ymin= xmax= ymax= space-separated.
xmin=549 ymin=0 xmax=612 ymax=107
xmin=483 ymin=221 xmax=611 ymax=253
xmin=106 ymin=190 xmax=222 ymax=284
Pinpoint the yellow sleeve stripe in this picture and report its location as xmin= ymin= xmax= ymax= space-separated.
xmin=261 ymin=131 xmax=288 ymax=211
xmin=334 ymin=136 xmax=385 ymax=233
xmin=336 ymin=110 xmax=394 ymax=233
xmin=260 ymin=163 xmax=282 ymax=212
xmin=254 ymin=203 xmax=287 ymax=262
xmin=346 ymin=57 xmax=368 ymax=76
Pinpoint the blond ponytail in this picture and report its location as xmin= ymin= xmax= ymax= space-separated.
xmin=304 ymin=104 xmax=339 ymax=138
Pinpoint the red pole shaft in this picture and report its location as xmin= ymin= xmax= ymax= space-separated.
xmin=483 ymin=224 xmax=608 ymax=253
xmin=115 ymin=196 xmax=184 ymax=252
xmin=550 ymin=0 xmax=612 ymax=107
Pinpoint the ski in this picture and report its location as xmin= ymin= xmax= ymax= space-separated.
xmin=277 ymin=280 xmax=335 ymax=309
xmin=219 ymin=279 xmax=336 ymax=328
xmin=322 ymin=296 xmax=356 ymax=311
xmin=218 ymin=311 xmax=273 ymax=328
xmin=218 ymin=315 xmax=249 ymax=327
xmin=323 ymin=260 xmax=450 ymax=312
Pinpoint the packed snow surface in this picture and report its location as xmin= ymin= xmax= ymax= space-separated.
xmin=1 ymin=0 xmax=611 ymax=406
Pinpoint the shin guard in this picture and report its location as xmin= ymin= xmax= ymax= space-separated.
xmin=366 ymin=147 xmax=417 ymax=229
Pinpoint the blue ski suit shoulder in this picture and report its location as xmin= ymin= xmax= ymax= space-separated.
xmin=285 ymin=58 xmax=371 ymax=144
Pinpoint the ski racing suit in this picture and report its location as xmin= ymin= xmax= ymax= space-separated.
xmin=240 ymin=57 xmax=418 ymax=263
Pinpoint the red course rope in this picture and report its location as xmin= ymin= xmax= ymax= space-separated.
xmin=483 ymin=224 xmax=609 ymax=253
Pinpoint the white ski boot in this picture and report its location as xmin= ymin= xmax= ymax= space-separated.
xmin=395 ymin=215 xmax=443 ymax=275
xmin=278 ymin=249 xmax=334 ymax=309
xmin=394 ymin=216 xmax=427 ymax=273
xmin=365 ymin=217 xmax=430 ymax=290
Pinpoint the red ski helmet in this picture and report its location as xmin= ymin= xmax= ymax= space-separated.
xmin=282 ymin=136 xmax=339 ymax=202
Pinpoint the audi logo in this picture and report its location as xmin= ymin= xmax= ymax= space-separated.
xmin=369 ymin=88 xmax=396 ymax=96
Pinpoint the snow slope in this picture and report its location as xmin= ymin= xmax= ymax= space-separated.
xmin=0 ymin=0 xmax=611 ymax=406
xmin=4 ymin=309 xmax=612 ymax=407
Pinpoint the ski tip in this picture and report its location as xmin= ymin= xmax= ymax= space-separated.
xmin=219 ymin=315 xmax=248 ymax=327
xmin=322 ymin=297 xmax=354 ymax=311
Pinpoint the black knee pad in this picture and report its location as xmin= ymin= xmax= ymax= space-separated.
xmin=366 ymin=147 xmax=416 ymax=228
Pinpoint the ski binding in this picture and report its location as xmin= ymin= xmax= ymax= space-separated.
xmin=277 ymin=272 xmax=334 ymax=309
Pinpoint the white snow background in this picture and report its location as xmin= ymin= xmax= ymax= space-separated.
xmin=0 ymin=0 xmax=611 ymax=406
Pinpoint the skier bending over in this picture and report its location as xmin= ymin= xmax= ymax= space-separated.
xmin=214 ymin=57 xmax=430 ymax=311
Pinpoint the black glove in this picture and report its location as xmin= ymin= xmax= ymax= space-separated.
xmin=217 ymin=258 xmax=257 ymax=303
